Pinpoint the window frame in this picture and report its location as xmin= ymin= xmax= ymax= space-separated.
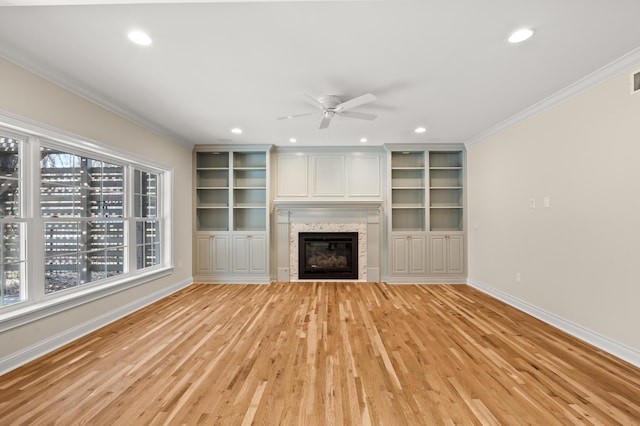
xmin=0 ymin=113 xmax=173 ymax=333
xmin=133 ymin=168 xmax=162 ymax=270
xmin=0 ymin=129 xmax=26 ymax=308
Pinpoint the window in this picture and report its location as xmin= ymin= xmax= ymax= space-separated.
xmin=1 ymin=134 xmax=24 ymax=307
xmin=41 ymin=148 xmax=126 ymax=293
xmin=134 ymin=170 xmax=160 ymax=269
xmin=0 ymin=117 xmax=171 ymax=327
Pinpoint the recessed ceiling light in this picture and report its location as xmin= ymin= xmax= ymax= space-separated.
xmin=127 ymin=30 xmax=152 ymax=46
xmin=508 ymin=28 xmax=534 ymax=44
xmin=289 ymin=138 xmax=297 ymax=143
xmin=414 ymin=127 xmax=427 ymax=134
xmin=360 ymin=138 xmax=368 ymax=143
xmin=231 ymin=128 xmax=243 ymax=134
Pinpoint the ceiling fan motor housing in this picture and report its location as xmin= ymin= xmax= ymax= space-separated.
xmin=317 ymin=95 xmax=342 ymax=110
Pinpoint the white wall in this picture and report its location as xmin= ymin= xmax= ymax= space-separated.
xmin=467 ymin=68 xmax=640 ymax=353
xmin=0 ymin=58 xmax=193 ymax=361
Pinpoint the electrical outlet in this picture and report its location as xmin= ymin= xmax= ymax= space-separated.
xmin=529 ymin=198 xmax=536 ymax=209
xmin=516 ymin=272 xmax=521 ymax=283
xmin=544 ymin=197 xmax=550 ymax=208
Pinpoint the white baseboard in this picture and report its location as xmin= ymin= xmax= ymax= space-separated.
xmin=467 ymin=278 xmax=640 ymax=368
xmin=386 ymin=277 xmax=467 ymax=284
xmin=0 ymin=278 xmax=192 ymax=376
xmin=193 ymin=275 xmax=270 ymax=284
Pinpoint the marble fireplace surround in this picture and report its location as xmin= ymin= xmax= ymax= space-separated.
xmin=274 ymin=200 xmax=383 ymax=282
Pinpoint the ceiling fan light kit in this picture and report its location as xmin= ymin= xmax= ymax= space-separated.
xmin=278 ymin=93 xmax=378 ymax=129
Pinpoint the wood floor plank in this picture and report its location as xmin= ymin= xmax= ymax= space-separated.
xmin=0 ymin=283 xmax=639 ymax=425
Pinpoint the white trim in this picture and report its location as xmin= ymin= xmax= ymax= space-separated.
xmin=467 ymin=278 xmax=640 ymax=368
xmin=385 ymin=277 xmax=467 ymax=284
xmin=465 ymin=46 xmax=640 ymax=147
xmin=0 ymin=111 xmax=174 ymax=325
xmin=192 ymin=277 xmax=271 ymax=284
xmin=0 ymin=53 xmax=191 ymax=147
xmin=0 ymin=108 xmax=171 ymax=171
xmin=0 ymin=277 xmax=192 ymax=376
xmin=0 ymin=267 xmax=173 ymax=332
xmin=274 ymin=201 xmax=383 ymax=282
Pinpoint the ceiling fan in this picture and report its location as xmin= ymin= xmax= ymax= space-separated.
xmin=278 ymin=93 xmax=377 ymax=129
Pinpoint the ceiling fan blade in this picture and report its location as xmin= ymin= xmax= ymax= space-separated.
xmin=319 ymin=115 xmax=332 ymax=129
xmin=304 ymin=94 xmax=326 ymax=110
xmin=335 ymin=93 xmax=377 ymax=111
xmin=340 ymin=111 xmax=377 ymax=121
xmin=277 ymin=112 xmax=317 ymax=120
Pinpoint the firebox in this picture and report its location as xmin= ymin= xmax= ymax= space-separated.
xmin=298 ymin=232 xmax=358 ymax=280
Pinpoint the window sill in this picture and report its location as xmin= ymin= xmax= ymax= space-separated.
xmin=0 ymin=267 xmax=173 ymax=333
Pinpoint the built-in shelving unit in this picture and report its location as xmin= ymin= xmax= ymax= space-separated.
xmin=233 ymin=152 xmax=267 ymax=231
xmin=386 ymin=145 xmax=466 ymax=283
xmin=193 ymin=146 xmax=271 ymax=283
xmin=195 ymin=151 xmax=268 ymax=232
xmin=195 ymin=152 xmax=230 ymax=231
xmin=429 ymin=151 xmax=463 ymax=232
xmin=390 ymin=151 xmax=426 ymax=232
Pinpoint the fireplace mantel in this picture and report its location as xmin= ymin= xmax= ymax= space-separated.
xmin=273 ymin=199 xmax=383 ymax=210
xmin=274 ymin=200 xmax=383 ymax=282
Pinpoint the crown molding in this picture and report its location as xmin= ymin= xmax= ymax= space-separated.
xmin=0 ymin=54 xmax=193 ymax=147
xmin=465 ymin=46 xmax=640 ymax=147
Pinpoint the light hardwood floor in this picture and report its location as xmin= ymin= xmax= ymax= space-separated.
xmin=0 ymin=283 xmax=639 ymax=425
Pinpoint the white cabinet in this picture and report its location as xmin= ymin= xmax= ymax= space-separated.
xmin=195 ymin=233 xmax=230 ymax=275
xmin=313 ymin=155 xmax=344 ymax=196
xmin=276 ymin=155 xmax=308 ymax=197
xmin=193 ymin=145 xmax=271 ymax=283
xmin=232 ymin=234 xmax=267 ymax=275
xmin=386 ymin=145 xmax=466 ymax=282
xmin=391 ymin=233 xmax=426 ymax=275
xmin=429 ymin=234 xmax=464 ymax=275
xmin=274 ymin=149 xmax=384 ymax=200
xmin=348 ymin=155 xmax=381 ymax=197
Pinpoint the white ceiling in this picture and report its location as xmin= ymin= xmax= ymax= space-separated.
xmin=1 ymin=1 xmax=640 ymax=147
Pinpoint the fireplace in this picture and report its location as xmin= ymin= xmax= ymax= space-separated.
xmin=298 ymin=232 xmax=358 ymax=279
xmin=274 ymin=200 xmax=382 ymax=282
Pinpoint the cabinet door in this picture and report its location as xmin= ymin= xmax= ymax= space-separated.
xmin=196 ymin=234 xmax=229 ymax=274
xmin=195 ymin=235 xmax=212 ymax=275
xmin=391 ymin=234 xmax=426 ymax=275
xmin=248 ymin=235 xmax=267 ymax=274
xmin=211 ymin=234 xmax=230 ymax=273
xmin=232 ymin=235 xmax=250 ymax=274
xmin=313 ymin=156 xmax=344 ymax=196
xmin=391 ymin=235 xmax=409 ymax=274
xmin=277 ymin=155 xmax=308 ymax=197
xmin=348 ymin=155 xmax=380 ymax=197
xmin=232 ymin=234 xmax=266 ymax=274
xmin=429 ymin=235 xmax=464 ymax=274
xmin=447 ymin=235 xmax=464 ymax=274
xmin=408 ymin=234 xmax=426 ymax=274
xmin=429 ymin=235 xmax=446 ymax=274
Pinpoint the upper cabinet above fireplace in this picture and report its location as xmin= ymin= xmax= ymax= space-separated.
xmin=274 ymin=148 xmax=383 ymax=201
